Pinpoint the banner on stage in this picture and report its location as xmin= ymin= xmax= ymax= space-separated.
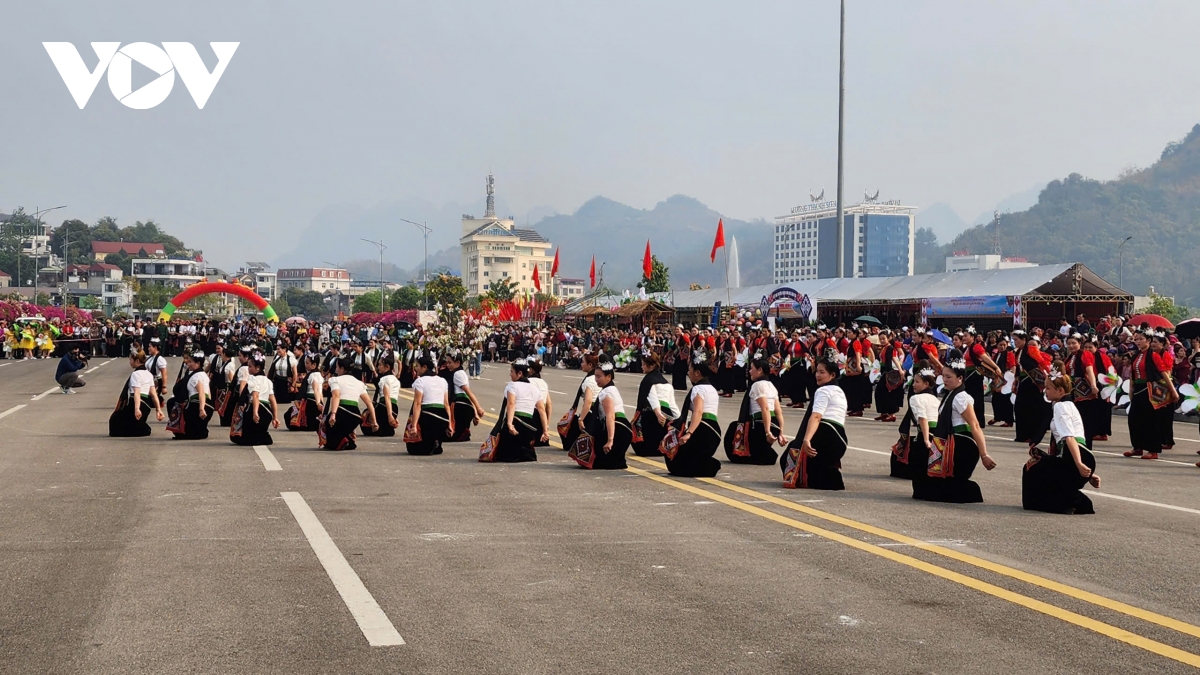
xmin=921 ymin=295 xmax=1017 ymax=318
xmin=760 ymin=287 xmax=817 ymax=324
xmin=710 ymin=302 xmax=722 ymax=329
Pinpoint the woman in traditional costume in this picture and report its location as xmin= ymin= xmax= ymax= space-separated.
xmin=987 ymin=334 xmax=1017 ymax=428
xmin=167 ymin=350 xmax=212 ymax=440
xmin=560 ymin=353 xmax=600 ymax=453
xmin=1023 ymin=362 xmax=1100 ymax=514
xmin=285 ymin=353 xmax=323 ymax=431
xmin=1123 ymin=330 xmax=1166 ymax=459
xmin=269 ymin=341 xmax=298 ymax=406
xmin=573 ymin=361 xmax=631 ymax=469
xmin=1012 ymin=331 xmax=1052 ymax=448
xmin=725 ymin=357 xmax=786 ymax=465
xmin=230 ymin=352 xmax=279 ymax=446
xmin=1062 ymin=333 xmax=1099 ymax=449
xmin=219 ymin=346 xmax=252 ymax=427
xmin=1084 ymin=338 xmax=1115 ymax=441
xmin=664 ymin=350 xmax=722 ymax=478
xmin=528 ymin=359 xmax=552 ymax=447
xmin=630 ymin=352 xmax=679 ymax=457
xmin=840 ymin=332 xmax=870 ymax=417
xmin=361 ymin=352 xmax=401 ymax=437
xmin=109 ymin=350 xmax=164 ymax=437
xmin=320 ymin=357 xmax=374 ymax=451
xmin=873 ymin=330 xmax=906 ymax=423
xmin=405 ymin=356 xmax=453 ymax=455
xmin=487 ymin=358 xmax=545 ymax=463
xmin=447 ymin=352 xmax=484 ymax=442
xmin=894 ymin=363 xmax=939 ymax=479
xmin=912 ymin=354 xmax=997 ymax=503
xmin=1150 ymin=332 xmax=1178 ymax=452
xmin=781 ymin=359 xmax=846 ymax=490
xmin=961 ymin=327 xmax=1001 ymax=426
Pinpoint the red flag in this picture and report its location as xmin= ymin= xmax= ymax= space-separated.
xmin=532 ymin=263 xmax=541 ymax=292
xmin=551 ymin=248 xmax=559 ymax=277
xmin=710 ymin=218 xmax=725 ymax=262
xmin=589 ymin=255 xmax=596 ymax=288
xmin=643 ymin=240 xmax=653 ymax=281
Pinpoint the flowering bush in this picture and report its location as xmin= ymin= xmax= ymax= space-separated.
xmin=0 ymin=300 xmax=92 ymax=324
xmin=348 ymin=309 xmax=420 ymax=325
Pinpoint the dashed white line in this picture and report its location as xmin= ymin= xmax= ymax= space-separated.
xmin=1089 ymin=492 xmax=1200 ymax=516
xmin=254 ymin=445 xmax=282 ymax=471
xmin=0 ymin=404 xmax=27 ymax=420
xmin=280 ymin=492 xmax=404 ymax=646
xmin=31 ymin=387 xmax=60 ymax=401
xmin=849 ymin=445 xmax=890 ymax=456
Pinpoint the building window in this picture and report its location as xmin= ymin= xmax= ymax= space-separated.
xmin=483 ymin=271 xmax=489 ymax=277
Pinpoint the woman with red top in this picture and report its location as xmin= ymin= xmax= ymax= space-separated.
xmin=840 ymin=331 xmax=870 ymax=417
xmin=1085 ymin=338 xmax=1115 ymax=440
xmin=784 ymin=330 xmax=809 ymax=408
xmin=1150 ymin=332 xmax=1178 ymax=451
xmin=1063 ymin=333 xmax=1099 ymax=449
xmin=914 ymin=329 xmax=942 ymax=371
xmin=961 ymin=327 xmax=1001 ymax=428
xmin=1124 ymin=330 xmax=1166 ymax=459
xmin=988 ymin=334 xmax=1017 ymax=427
xmin=873 ymin=330 xmax=906 ymax=422
xmin=1012 ymin=330 xmax=1053 ymax=448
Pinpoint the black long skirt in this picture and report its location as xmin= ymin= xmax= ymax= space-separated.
xmin=320 ymin=402 xmax=361 ymax=451
xmin=109 ymin=395 xmax=152 ymax=437
xmin=494 ymin=413 xmax=538 ymax=462
xmin=724 ymin=417 xmax=781 ymax=465
xmin=912 ymin=432 xmax=983 ymax=503
xmin=964 ymin=372 xmax=986 ymax=426
xmin=406 ymin=406 xmax=449 ymax=455
xmin=780 ymin=420 xmax=846 ymax=490
xmin=841 ymin=374 xmax=867 ymax=414
xmin=1127 ymin=389 xmax=1159 ymax=453
xmin=1096 ymin=400 xmax=1113 ymax=436
xmin=169 ymin=398 xmax=212 ymax=440
xmin=786 ymin=366 xmax=808 ymax=406
xmin=1022 ymin=442 xmax=1096 ymax=514
xmin=1014 ymin=380 xmax=1051 ymax=445
xmin=671 ymin=362 xmax=689 ymax=391
xmin=272 ymin=375 xmax=294 ymax=404
xmin=630 ymin=409 xmax=671 ymax=457
xmin=561 ymin=410 xmax=584 ymax=454
xmin=231 ymin=402 xmax=273 ymax=446
xmin=665 ymin=418 xmax=722 ymax=478
xmin=1073 ymin=398 xmax=1100 ymax=449
xmin=890 ymin=434 xmax=915 ymax=479
xmin=991 ymin=390 xmax=1015 ymax=424
xmin=581 ymin=417 xmax=631 ymax=470
xmin=361 ymin=399 xmax=399 ymax=437
xmin=451 ymin=397 xmax=476 ymax=442
xmin=285 ymin=398 xmax=320 ymax=431
xmin=1158 ymin=402 xmax=1176 ymax=448
xmin=874 ymin=379 xmax=904 ymax=416
xmin=218 ymin=386 xmax=238 ymax=427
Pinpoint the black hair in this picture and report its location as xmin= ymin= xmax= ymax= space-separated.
xmin=749 ymin=357 xmax=770 ymax=376
xmin=814 ymin=358 xmax=839 ymax=379
xmin=913 ymin=360 xmax=938 ymax=388
xmin=415 ymin=356 xmax=435 ymax=372
xmin=528 ymin=360 xmax=543 ymax=377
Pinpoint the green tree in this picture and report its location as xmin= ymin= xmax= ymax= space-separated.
xmin=1144 ymin=290 xmax=1194 ymax=324
xmin=282 ymin=288 xmax=329 ymax=318
xmin=132 ymin=280 xmax=174 ymax=314
xmin=914 ymin=227 xmax=945 ymax=275
xmin=0 ymin=208 xmax=35 ymax=284
xmin=484 ymin=277 xmax=519 ymax=302
xmin=389 ymin=285 xmax=423 ymax=309
xmin=426 ymin=274 xmax=466 ymax=307
xmin=49 ymin=219 xmax=94 ymax=265
xmin=78 ymin=295 xmax=100 ymax=310
xmin=270 ymin=294 xmax=292 ymax=320
xmin=637 ymin=254 xmax=670 ymax=293
xmin=353 ymin=290 xmax=386 ymax=314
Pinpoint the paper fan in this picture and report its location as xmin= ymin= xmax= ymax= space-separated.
xmin=1113 ymin=379 xmax=1132 ymax=409
xmin=869 ymin=359 xmax=882 ymax=383
xmin=1098 ymin=372 xmax=1123 ymax=405
xmin=1179 ymin=383 xmax=1200 ymax=414
xmin=983 ymin=376 xmax=992 ymax=392
xmin=999 ymin=371 xmax=1016 ymax=395
xmin=1010 ymin=392 xmax=1017 ymax=405
xmin=936 ymin=374 xmax=945 ymax=394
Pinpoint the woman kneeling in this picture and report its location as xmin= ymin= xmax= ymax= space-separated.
xmin=572 ymin=361 xmax=630 ymax=470
xmin=1023 ymin=362 xmax=1100 ymax=514
xmin=781 ymin=359 xmax=846 ymax=490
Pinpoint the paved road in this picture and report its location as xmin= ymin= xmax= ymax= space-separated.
xmin=2 ymin=356 xmax=1199 ymax=674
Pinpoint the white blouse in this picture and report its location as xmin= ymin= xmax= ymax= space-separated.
xmin=247 ymin=374 xmax=274 ymax=398
xmin=941 ymin=391 xmax=974 ymax=428
xmin=530 ymin=377 xmax=550 ymax=403
xmin=908 ymin=392 xmax=940 ymax=426
xmin=330 ymin=375 xmax=366 ymax=403
xmin=306 ymin=371 xmax=324 ymax=395
xmin=576 ymin=375 xmax=601 ymax=416
xmin=748 ymin=379 xmax=779 ymax=416
xmin=413 ymin=375 xmax=448 ymax=406
xmin=452 ymin=370 xmax=470 ymax=395
xmin=505 ymin=380 xmax=541 ymax=415
xmin=597 ymin=385 xmax=625 ymax=417
xmin=185 ymin=370 xmax=210 ymax=398
xmin=689 ymin=383 xmax=720 ymax=421
xmin=646 ymin=382 xmax=680 ymax=417
xmin=377 ymin=374 xmax=400 ymax=402
xmin=128 ymin=369 xmax=155 ymax=395
xmin=1051 ymin=400 xmax=1086 ymax=442
xmin=810 ymin=385 xmax=848 ymax=425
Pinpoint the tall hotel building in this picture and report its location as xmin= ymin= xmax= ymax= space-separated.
xmin=772 ymin=198 xmax=916 ymax=284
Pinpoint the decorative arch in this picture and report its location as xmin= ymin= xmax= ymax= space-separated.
xmin=157 ymin=281 xmax=278 ymax=323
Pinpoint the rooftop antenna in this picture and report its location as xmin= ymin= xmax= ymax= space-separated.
xmin=485 ymin=173 xmax=496 ymax=218
xmin=992 ymin=210 xmax=1002 ymax=256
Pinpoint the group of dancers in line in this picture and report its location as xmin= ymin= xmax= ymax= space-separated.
xmin=104 ymin=326 xmax=1104 ymax=514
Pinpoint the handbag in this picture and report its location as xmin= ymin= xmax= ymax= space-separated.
xmin=1027 ymin=368 xmax=1047 ymax=393
xmin=478 ymin=433 xmax=500 ymax=462
xmin=1072 ymin=374 xmax=1097 ymax=401
xmin=927 ymin=434 xmax=955 ymax=478
xmin=659 ymin=427 xmax=682 ymax=460
xmin=165 ymin=402 xmax=186 ymax=435
xmin=403 ymin=419 xmax=423 ymax=443
xmin=214 ymin=388 xmax=231 ymax=417
xmin=631 ymin=411 xmax=644 ymax=444
xmin=229 ymin=404 xmax=245 ymax=439
xmin=556 ymin=409 xmax=576 ymax=437
xmin=731 ymin=421 xmax=752 ymax=458
xmin=1149 ymin=378 xmax=1178 ymax=410
xmin=569 ymin=433 xmax=596 ymax=469
xmin=885 ymin=370 xmax=903 ymax=391
xmin=890 ymin=434 xmax=910 ymax=464
xmin=782 ymin=444 xmax=807 ymax=489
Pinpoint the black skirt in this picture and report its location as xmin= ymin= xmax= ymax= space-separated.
xmin=581 ymin=416 xmax=631 ymax=470
xmin=1022 ymin=440 xmax=1095 ymax=514
xmin=630 ymin=408 xmax=671 ymax=457
xmin=451 ymin=396 xmax=476 ymax=442
xmin=169 ymin=396 xmax=212 ymax=440
xmin=272 ymin=375 xmax=294 ymax=404
xmin=218 ymin=385 xmax=238 ymax=427
xmin=493 ymin=412 xmax=539 ymax=463
xmin=320 ymin=402 xmax=361 ymax=451
xmin=285 ymin=397 xmax=321 ymax=431
xmin=991 ymin=389 xmax=1015 ymax=424
xmin=109 ymin=394 xmax=152 ymax=437
xmin=406 ymin=406 xmax=450 ymax=455
xmin=840 ymin=373 xmax=868 ymax=414
xmin=361 ymin=398 xmax=399 ymax=437
xmin=874 ymin=376 xmax=905 ymax=416
xmin=912 ymin=431 xmax=983 ymax=503
xmin=664 ymin=418 xmax=722 ymax=478
xmin=724 ymin=416 xmax=781 ymax=465
xmin=1014 ymin=379 xmax=1051 ymax=445
xmin=1127 ymin=388 xmax=1159 ymax=453
xmin=780 ymin=420 xmax=846 ymax=490
xmin=963 ymin=371 xmax=987 ymax=426
xmin=231 ymin=401 xmax=274 ymax=446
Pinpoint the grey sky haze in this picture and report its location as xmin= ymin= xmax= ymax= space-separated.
xmin=4 ymin=0 xmax=1200 ymax=271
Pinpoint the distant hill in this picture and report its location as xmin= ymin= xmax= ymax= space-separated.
xmin=531 ymin=195 xmax=772 ymax=289
xmin=916 ymin=203 xmax=968 ymax=244
xmin=947 ymin=124 xmax=1200 ymax=304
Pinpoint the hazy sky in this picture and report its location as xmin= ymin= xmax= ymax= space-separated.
xmin=4 ymin=0 xmax=1200 ymax=271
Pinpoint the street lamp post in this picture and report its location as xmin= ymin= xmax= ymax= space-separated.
xmin=398 ymin=218 xmax=432 ymax=309
xmin=17 ymin=205 xmax=67 ymax=297
xmin=360 ymin=239 xmax=387 ymax=314
xmin=1118 ymin=235 xmax=1132 ymax=289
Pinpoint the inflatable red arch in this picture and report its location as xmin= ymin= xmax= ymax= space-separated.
xmin=157 ymin=281 xmax=278 ymax=323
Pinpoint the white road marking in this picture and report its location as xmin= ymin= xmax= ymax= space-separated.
xmin=0 ymin=362 xmax=9 ymax=368
xmin=254 ymin=445 xmax=282 ymax=471
xmin=1091 ymin=449 xmax=1197 ymax=467
xmin=848 ymin=445 xmax=890 ymax=456
xmin=280 ymin=492 xmax=404 ymax=647
xmin=1089 ymin=491 xmax=1200 ymax=516
xmin=0 ymin=404 xmax=27 ymax=419
xmin=31 ymin=387 xmax=60 ymax=401
xmin=84 ymin=359 xmax=112 ymax=374
xmin=549 ymin=390 xmax=569 ymax=395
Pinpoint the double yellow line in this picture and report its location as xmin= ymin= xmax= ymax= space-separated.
xmin=397 ymin=389 xmax=1200 ymax=668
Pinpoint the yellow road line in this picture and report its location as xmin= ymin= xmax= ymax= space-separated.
xmin=622 ymin=465 xmax=1200 ymax=669
xmin=625 ymin=454 xmax=1200 ymax=643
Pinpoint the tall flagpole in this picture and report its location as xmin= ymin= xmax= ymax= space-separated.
xmin=722 ymin=246 xmax=731 ymax=309
xmin=835 ymin=0 xmax=846 ymax=278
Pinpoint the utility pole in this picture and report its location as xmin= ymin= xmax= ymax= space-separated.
xmin=360 ymin=238 xmax=387 ymax=313
xmin=992 ymin=211 xmax=1002 ymax=256
xmin=835 ymin=0 xmax=846 ymax=278
xmin=398 ymin=218 xmax=433 ymax=309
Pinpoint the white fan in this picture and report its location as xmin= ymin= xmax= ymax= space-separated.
xmin=1179 ymin=383 xmax=1200 ymax=414
xmin=868 ymin=359 xmax=882 ymax=383
xmin=999 ymin=371 xmax=1016 ymax=395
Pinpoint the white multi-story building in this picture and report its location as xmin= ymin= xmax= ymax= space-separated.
xmin=556 ymin=278 xmax=586 ymax=299
xmin=772 ymin=198 xmax=916 ymax=284
xmin=460 ymin=174 xmax=555 ymax=297
xmin=131 ymin=258 xmax=204 ymax=289
xmin=945 ymin=253 xmax=1037 ymax=273
xmin=277 ymin=267 xmax=351 ymax=293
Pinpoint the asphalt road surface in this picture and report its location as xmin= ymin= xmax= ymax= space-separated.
xmin=2 ymin=356 xmax=1200 ymax=674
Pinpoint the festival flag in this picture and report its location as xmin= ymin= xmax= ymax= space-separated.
xmin=551 ymin=248 xmax=560 ymax=277
xmin=532 ymin=263 xmax=541 ymax=292
xmin=643 ymin=240 xmax=653 ymax=281
xmin=589 ymin=255 xmax=596 ymax=288
xmin=710 ymin=218 xmax=726 ymax=263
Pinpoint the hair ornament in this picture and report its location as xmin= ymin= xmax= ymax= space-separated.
xmin=918 ymin=367 xmax=936 ymax=378
xmin=948 ymin=358 xmax=967 ymax=370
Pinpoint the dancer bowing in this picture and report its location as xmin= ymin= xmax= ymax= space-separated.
xmin=573 ymin=361 xmax=631 ymax=470
xmin=320 ymin=357 xmax=375 ymax=451
xmin=109 ymin=350 xmax=165 ymax=437
xmin=230 ymin=352 xmax=280 ymax=446
xmin=725 ymin=357 xmax=787 ymax=465
xmin=166 ymin=350 xmax=213 ymax=440
xmin=630 ymin=352 xmax=679 ymax=457
xmin=405 ymin=356 xmax=453 ymax=454
xmin=285 ymin=353 xmax=324 ymax=431
xmin=912 ymin=354 xmax=997 ymax=503
xmin=486 ymin=358 xmax=546 ymax=463
xmin=664 ymin=351 xmax=723 ymax=478
xmin=1023 ymin=363 xmax=1100 ymax=514
xmin=781 ymin=359 xmax=846 ymax=490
